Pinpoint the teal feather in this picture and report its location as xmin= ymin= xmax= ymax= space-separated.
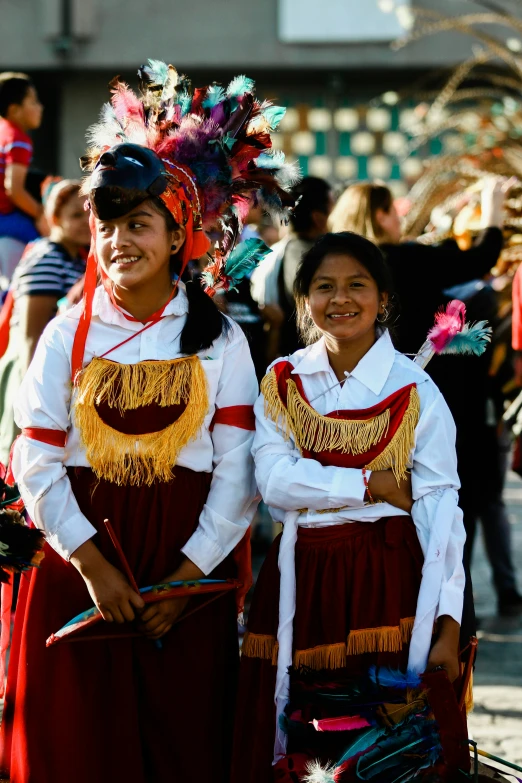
xmin=256 ymin=151 xmax=286 ymax=169
xmin=178 ymin=92 xmax=192 ymax=115
xmin=262 ymin=105 xmax=286 ymax=129
xmin=224 ymin=238 xmax=270 ymax=290
xmin=142 ymin=59 xmax=170 ymax=86
xmin=227 ymin=75 xmax=255 ymax=98
xmin=203 ymin=84 xmax=226 ymax=109
xmin=355 ymin=722 xmax=441 ymax=781
xmin=337 ymin=726 xmax=388 ymax=764
xmin=441 ymin=320 xmax=492 ymax=357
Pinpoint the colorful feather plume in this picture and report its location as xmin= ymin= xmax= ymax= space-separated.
xmin=414 ymin=299 xmax=492 ymax=368
xmin=201 ymin=237 xmax=271 ymax=296
xmin=82 ymin=59 xmax=299 ymax=294
xmin=337 ymin=726 xmax=388 ymax=764
xmin=440 ymin=320 xmax=492 ymax=356
xmin=427 ymin=299 xmax=466 ymax=352
xmin=355 ymin=721 xmax=441 ymax=781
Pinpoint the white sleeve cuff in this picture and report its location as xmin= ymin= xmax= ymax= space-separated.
xmin=181 ymin=527 xmax=227 ymax=576
xmin=436 ymin=584 xmax=464 ymax=626
xmin=330 ymin=467 xmax=367 ymax=508
xmin=46 ymin=513 xmax=97 ymax=562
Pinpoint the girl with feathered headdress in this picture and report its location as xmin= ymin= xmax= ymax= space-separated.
xmin=0 ymin=60 xmax=298 ymax=783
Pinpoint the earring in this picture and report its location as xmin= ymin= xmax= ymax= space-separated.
xmin=376 ymin=305 xmax=389 ymax=324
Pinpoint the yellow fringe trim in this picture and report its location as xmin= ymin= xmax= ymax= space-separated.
xmin=294 ymin=643 xmax=348 ymax=670
xmin=366 ymin=386 xmax=420 ymax=483
xmin=262 ymin=369 xmax=390 ymax=455
xmin=74 ymin=355 xmax=208 ymax=486
xmin=261 ymin=368 xmax=292 ymax=440
xmin=261 ymin=369 xmax=420 ymax=483
xmin=241 ymin=631 xmax=279 ymax=666
xmin=460 ymin=663 xmax=474 ymax=713
xmin=347 ymin=625 xmax=402 ymax=655
xmin=400 ymin=616 xmax=415 ymax=643
xmin=240 ymin=618 xmax=415 ymax=669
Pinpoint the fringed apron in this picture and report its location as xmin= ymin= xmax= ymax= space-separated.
xmin=0 ymin=356 xmax=240 ymax=783
xmin=232 ymin=361 xmax=471 ymax=783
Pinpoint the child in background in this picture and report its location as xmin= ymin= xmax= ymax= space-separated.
xmin=0 ymin=72 xmax=44 ymax=243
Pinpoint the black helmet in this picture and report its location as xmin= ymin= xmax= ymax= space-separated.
xmin=83 ymin=143 xmax=169 ymax=219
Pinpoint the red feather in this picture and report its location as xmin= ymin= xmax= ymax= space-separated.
xmin=311 ymin=716 xmax=371 ymax=732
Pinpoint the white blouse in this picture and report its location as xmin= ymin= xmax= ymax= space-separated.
xmin=12 ymin=283 xmax=259 ymax=574
xmin=254 ymin=330 xmax=467 ymax=759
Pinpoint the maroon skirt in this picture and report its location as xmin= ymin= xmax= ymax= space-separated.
xmin=0 ymin=466 xmax=239 ymax=783
xmin=231 ymin=516 xmax=424 ymax=783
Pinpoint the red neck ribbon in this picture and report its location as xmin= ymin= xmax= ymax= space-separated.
xmin=70 ymin=194 xmax=210 ymax=383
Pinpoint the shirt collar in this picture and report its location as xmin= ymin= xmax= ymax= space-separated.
xmin=292 ymin=329 xmax=396 ymax=396
xmin=92 ymin=281 xmax=189 ymax=326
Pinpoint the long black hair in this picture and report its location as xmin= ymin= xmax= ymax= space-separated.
xmin=152 ymin=198 xmax=229 ymax=354
xmin=293 ymin=231 xmax=396 ymax=344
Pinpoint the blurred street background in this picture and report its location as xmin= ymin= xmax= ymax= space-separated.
xmin=1 ymin=0 xmax=522 ymax=774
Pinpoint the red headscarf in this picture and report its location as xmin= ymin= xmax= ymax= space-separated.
xmin=70 ymin=161 xmax=210 ymax=382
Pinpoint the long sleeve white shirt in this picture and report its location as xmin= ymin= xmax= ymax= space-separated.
xmin=254 ymin=330 xmax=467 ymax=761
xmin=12 ymin=283 xmax=259 ymax=573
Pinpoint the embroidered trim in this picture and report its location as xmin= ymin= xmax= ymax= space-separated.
xmin=74 ymin=355 xmax=208 ymax=486
xmin=241 ymin=618 xmax=416 ymax=669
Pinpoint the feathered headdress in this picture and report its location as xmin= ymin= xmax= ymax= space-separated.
xmin=72 ymin=59 xmax=300 ymax=379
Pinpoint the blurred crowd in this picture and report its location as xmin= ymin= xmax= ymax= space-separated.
xmin=1 ymin=69 xmax=522 ymax=620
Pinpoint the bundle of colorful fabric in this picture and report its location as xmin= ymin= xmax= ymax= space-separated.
xmin=0 ymin=466 xmax=44 ymax=582
xmin=274 ymin=666 xmax=469 ymax=783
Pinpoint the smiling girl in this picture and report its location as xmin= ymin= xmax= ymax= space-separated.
xmin=0 ymin=63 xmax=296 ymax=783
xmin=232 ymin=232 xmax=468 ymax=782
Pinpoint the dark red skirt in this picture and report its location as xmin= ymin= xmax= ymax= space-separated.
xmin=231 ymin=516 xmax=425 ymax=783
xmin=0 ymin=466 xmax=239 ymax=783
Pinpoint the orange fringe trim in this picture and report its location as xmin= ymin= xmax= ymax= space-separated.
xmin=241 ymin=618 xmax=416 ymax=669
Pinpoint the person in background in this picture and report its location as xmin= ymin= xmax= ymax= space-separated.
xmin=0 ymin=179 xmax=89 ymax=464
xmin=0 ymin=73 xmax=45 ymax=245
xmin=331 ymin=179 xmax=522 ymax=617
xmin=251 ymin=176 xmax=334 ymax=360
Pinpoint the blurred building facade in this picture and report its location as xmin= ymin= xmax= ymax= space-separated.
xmin=1 ymin=0 xmax=521 ymax=191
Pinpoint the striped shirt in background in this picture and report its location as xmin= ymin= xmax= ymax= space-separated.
xmin=10 ymin=239 xmax=85 ymax=324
